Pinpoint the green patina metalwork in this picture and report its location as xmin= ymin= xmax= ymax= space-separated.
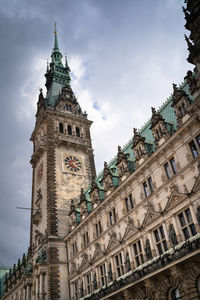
xmin=35 ymin=249 xmax=46 ymax=264
xmin=0 ymin=267 xmax=10 ymax=298
xmin=74 ymin=80 xmax=196 ymax=222
xmin=44 ymin=28 xmax=71 ymax=107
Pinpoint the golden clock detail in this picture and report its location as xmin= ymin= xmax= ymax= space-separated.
xmin=64 ymin=155 xmax=82 ymax=172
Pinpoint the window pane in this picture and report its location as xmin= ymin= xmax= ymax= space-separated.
xmin=140 ymin=254 xmax=144 ymax=264
xmin=154 ymin=229 xmax=160 ymax=242
xmin=115 ymin=255 xmax=119 ymax=266
xmin=136 ymin=256 xmax=140 ymax=267
xmin=185 ymin=209 xmax=192 ymax=223
xmin=189 ymin=140 xmax=198 ymax=158
xmin=148 ymin=177 xmax=154 ymax=193
xmin=163 ymin=240 xmax=168 ymax=252
xmin=138 ymin=241 xmax=142 ymax=252
xmin=159 ymin=226 xmax=165 ymax=239
xmin=183 ymin=227 xmax=190 ymax=240
xmin=143 ymin=182 xmax=149 ymax=197
xmin=179 ymin=213 xmax=186 ymax=227
xmin=133 ymin=244 xmax=138 ymax=255
xmin=164 ymin=162 xmax=171 ymax=179
xmin=157 ymin=243 xmax=163 ymax=255
xmin=113 ymin=208 xmax=116 ymax=222
xmin=196 ymin=135 xmax=200 ymax=148
xmin=125 ymin=197 xmax=129 ymax=211
xmin=170 ymin=157 xmax=178 ymax=174
xmin=109 ymin=211 xmax=113 ymax=225
xmin=129 ymin=194 xmax=134 ymax=208
xmin=190 ymin=224 xmax=197 ymax=236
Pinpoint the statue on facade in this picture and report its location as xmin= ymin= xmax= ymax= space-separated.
xmin=108 ymin=263 xmax=113 ymax=282
xmin=93 ymin=272 xmax=98 ymax=290
xmin=35 ymin=248 xmax=46 ymax=263
xmin=169 ymin=223 xmax=178 ymax=247
xmin=145 ymin=239 xmax=152 ymax=260
xmin=24 ymin=263 xmax=33 ymax=275
xmin=184 ymin=70 xmax=198 ymax=94
xmin=124 ymin=252 xmax=131 ymax=272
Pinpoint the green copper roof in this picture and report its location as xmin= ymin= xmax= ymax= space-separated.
xmin=45 ymin=26 xmax=71 ymax=107
xmin=0 ymin=267 xmax=10 ymax=298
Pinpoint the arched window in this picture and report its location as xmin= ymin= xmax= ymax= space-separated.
xmin=68 ymin=125 xmax=72 ymax=135
xmin=170 ymin=289 xmax=181 ymax=300
xmin=66 ymin=104 xmax=72 ymax=112
xmin=76 ymin=127 xmax=80 ymax=137
xmin=59 ymin=122 xmax=64 ymax=133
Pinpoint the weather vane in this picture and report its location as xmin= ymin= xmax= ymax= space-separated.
xmin=54 ymin=22 xmax=57 ymax=35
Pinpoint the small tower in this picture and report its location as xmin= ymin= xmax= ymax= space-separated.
xmin=29 ymin=25 xmax=96 ymax=299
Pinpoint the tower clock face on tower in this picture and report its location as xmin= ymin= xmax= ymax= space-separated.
xmin=64 ymin=155 xmax=82 ymax=172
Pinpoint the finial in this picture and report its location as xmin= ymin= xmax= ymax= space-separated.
xmin=54 ymin=22 xmax=57 ymax=35
xmin=46 ymin=59 xmax=49 ymax=72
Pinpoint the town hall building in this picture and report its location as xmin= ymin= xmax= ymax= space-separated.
xmin=1 ymin=0 xmax=200 ymax=299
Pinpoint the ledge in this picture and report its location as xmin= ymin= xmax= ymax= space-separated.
xmin=80 ymin=234 xmax=200 ymax=300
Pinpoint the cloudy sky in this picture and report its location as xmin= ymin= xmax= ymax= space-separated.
xmin=0 ymin=0 xmax=192 ymax=267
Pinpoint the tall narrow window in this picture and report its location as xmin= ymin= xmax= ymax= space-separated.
xmin=95 ymin=221 xmax=102 ymax=237
xmin=170 ymin=157 xmax=177 ymax=175
xmin=143 ymin=181 xmax=149 ymax=197
xmin=189 ymin=140 xmax=198 ymax=158
xmin=99 ymin=263 xmax=106 ymax=286
xmin=178 ymin=208 xmax=196 ymax=240
xmin=76 ymin=127 xmax=80 ymax=137
xmin=85 ymin=273 xmax=91 ymax=295
xmin=125 ymin=194 xmax=134 ymax=212
xmin=115 ymin=253 xmax=124 ymax=278
xmin=74 ymin=281 xmax=78 ymax=300
xmin=83 ymin=232 xmax=89 ymax=247
xmin=148 ymin=177 xmax=154 ymax=193
xmin=68 ymin=125 xmax=72 ymax=135
xmin=59 ymin=122 xmax=64 ymax=133
xmin=109 ymin=208 xmax=117 ymax=226
xmin=164 ymin=162 xmax=171 ymax=179
xmin=132 ymin=240 xmax=144 ymax=267
xmin=154 ymin=226 xmax=168 ymax=255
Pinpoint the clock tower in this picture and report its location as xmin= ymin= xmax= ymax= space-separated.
xmin=29 ymin=25 xmax=96 ymax=299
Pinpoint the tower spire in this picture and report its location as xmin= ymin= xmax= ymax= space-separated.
xmin=53 ymin=22 xmax=59 ymax=51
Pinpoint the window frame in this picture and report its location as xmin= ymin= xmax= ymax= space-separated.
xmin=95 ymin=220 xmax=102 ymax=237
xmin=85 ymin=272 xmax=92 ymax=295
xmin=114 ymin=252 xmax=124 ymax=278
xmin=125 ymin=194 xmax=134 ymax=212
xmin=109 ymin=208 xmax=117 ymax=226
xmin=99 ymin=263 xmax=107 ymax=286
xmin=132 ymin=240 xmax=144 ymax=267
xmin=163 ymin=156 xmax=178 ymax=179
xmin=153 ymin=225 xmax=168 ymax=255
xmin=178 ymin=208 xmax=196 ymax=241
xmin=83 ymin=232 xmax=89 ymax=248
xmin=188 ymin=134 xmax=200 ymax=158
xmin=143 ymin=176 xmax=154 ymax=197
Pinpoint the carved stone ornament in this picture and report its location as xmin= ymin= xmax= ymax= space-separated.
xmin=93 ymin=272 xmax=98 ymax=290
xmin=35 ymin=248 xmax=46 ymax=264
xmin=90 ymin=178 xmax=100 ymax=205
xmin=91 ymin=242 xmax=104 ymax=263
xmin=132 ymin=128 xmax=145 ymax=147
xmin=70 ymin=261 xmax=77 ymax=276
xmin=124 ymin=252 xmax=131 ymax=272
xmin=116 ymin=146 xmax=130 ymax=178
xmin=102 ymin=161 xmax=114 ymax=191
xmin=145 ymin=239 xmax=152 ymax=260
xmin=24 ymin=263 xmax=33 ymax=275
xmin=105 ymin=230 xmax=120 ymax=254
xmin=184 ymin=70 xmax=198 ymax=94
xmin=172 ymin=83 xmax=190 ymax=106
xmin=122 ymin=217 xmax=139 ymax=241
xmin=79 ymin=252 xmax=90 ymax=271
xmin=168 ymin=223 xmax=178 ymax=247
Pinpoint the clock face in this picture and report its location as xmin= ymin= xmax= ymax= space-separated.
xmin=64 ymin=155 xmax=82 ymax=172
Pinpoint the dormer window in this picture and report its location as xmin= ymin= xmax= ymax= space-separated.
xmin=68 ymin=125 xmax=72 ymax=135
xmin=66 ymin=104 xmax=72 ymax=112
xmin=76 ymin=127 xmax=80 ymax=137
xmin=59 ymin=122 xmax=64 ymax=133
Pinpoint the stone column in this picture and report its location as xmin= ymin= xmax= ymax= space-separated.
xmin=148 ymin=232 xmax=156 ymax=257
xmin=163 ymin=221 xmax=170 ymax=249
xmin=172 ymin=215 xmax=182 ymax=243
xmin=128 ymin=244 xmax=135 ymax=269
xmin=35 ymin=276 xmax=39 ymax=300
xmin=23 ymin=286 xmax=26 ymax=300
xmin=39 ymin=273 xmax=44 ymax=300
xmin=189 ymin=204 xmax=199 ymax=232
xmin=26 ymin=284 xmax=31 ymax=300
